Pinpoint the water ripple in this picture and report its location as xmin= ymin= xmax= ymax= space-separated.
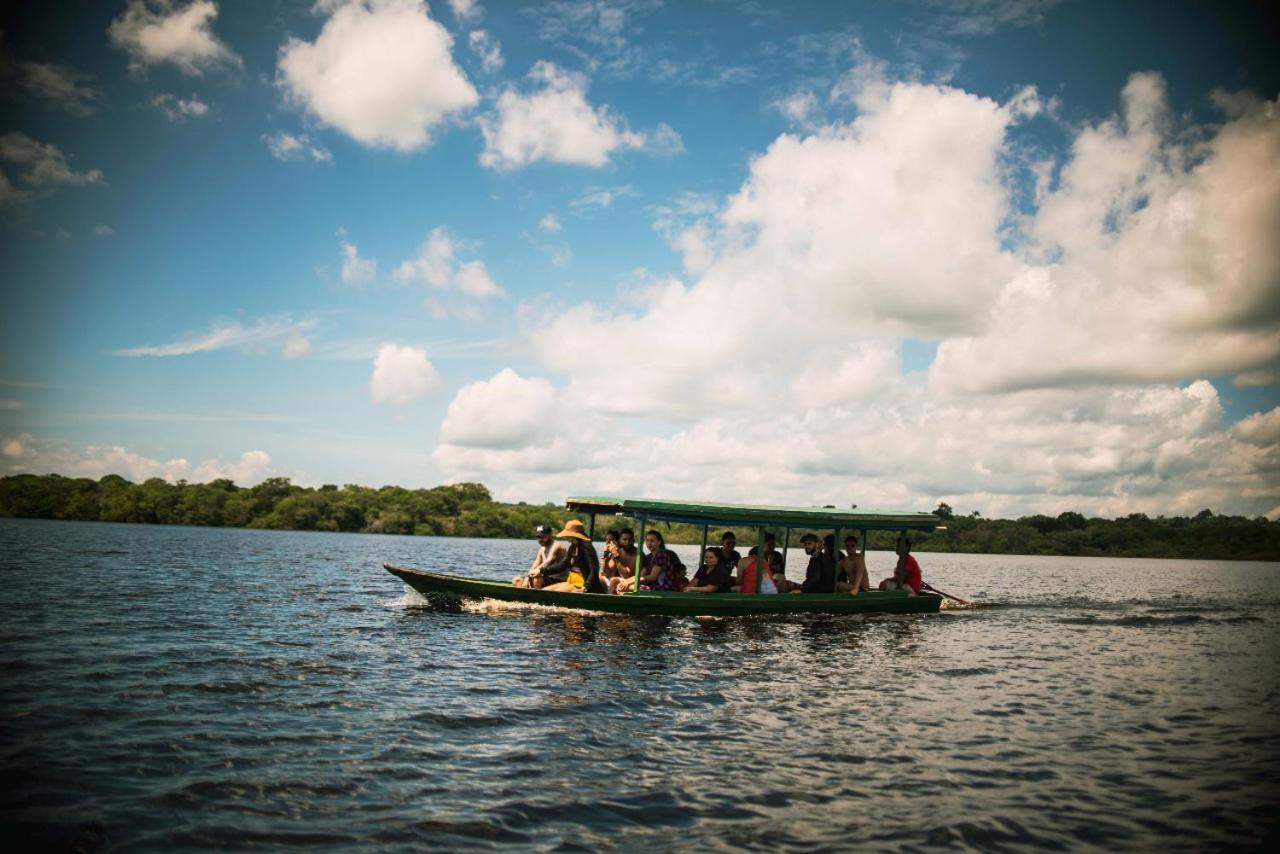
xmin=1 ymin=518 xmax=1278 ymax=850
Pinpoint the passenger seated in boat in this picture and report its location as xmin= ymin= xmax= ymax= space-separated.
xmin=638 ymin=530 xmax=681 ymax=591
xmin=762 ymin=532 xmax=798 ymax=591
xmin=685 ymin=547 xmax=732 ymax=593
xmin=601 ymin=529 xmax=620 ymax=583
xmin=793 ymin=532 xmax=835 ymax=593
xmin=734 ymin=547 xmax=779 ymax=594
xmin=542 ymin=520 xmax=605 ymax=593
xmin=514 ymin=523 xmax=568 ymax=588
xmin=878 ymin=535 xmax=922 ymax=594
xmin=603 ymin=528 xmax=638 ymax=594
xmin=717 ymin=531 xmax=741 ymax=579
xmin=836 ymin=535 xmax=871 ymax=594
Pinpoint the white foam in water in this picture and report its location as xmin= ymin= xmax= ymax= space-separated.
xmin=385 ymin=589 xmax=430 ymax=608
xmin=460 ymin=598 xmax=602 ymax=617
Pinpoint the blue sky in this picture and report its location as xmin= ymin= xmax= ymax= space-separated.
xmin=2 ymin=0 xmax=1278 ymax=518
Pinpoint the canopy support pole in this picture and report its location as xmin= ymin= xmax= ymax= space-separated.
xmin=699 ymin=524 xmax=708 ymax=568
xmin=587 ymin=513 xmax=595 ymax=539
xmin=632 ymin=514 xmax=647 ymax=593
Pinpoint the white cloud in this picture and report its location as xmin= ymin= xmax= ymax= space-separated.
xmin=468 ymin=29 xmax=503 ymax=73
xmin=1234 ymin=407 xmax=1280 ymax=446
xmin=152 ymin=92 xmax=209 ymax=120
xmin=9 ymin=60 xmax=98 ymax=115
xmin=113 ymin=316 xmax=314 ymax=357
xmin=370 ymin=343 xmax=440 ymax=404
xmin=456 ymin=65 xmax=1280 ymax=517
xmin=191 ymin=450 xmax=274 ymax=484
xmin=528 ymin=72 xmax=1031 ymax=417
xmin=340 ymin=239 xmax=377 ymax=284
xmin=774 ymin=89 xmax=817 ymax=125
xmin=525 ymin=69 xmax=1280 ymax=423
xmin=108 ymin=0 xmax=241 ymax=75
xmin=93 ymin=224 xmax=114 ymax=237
xmin=539 ymin=212 xmax=561 ymax=232
xmin=931 ymin=73 xmax=1280 ymax=393
xmin=393 ymin=226 xmax=503 ymax=309
xmin=277 ymin=0 xmax=477 ymax=152
xmin=479 ymin=61 xmax=646 ymax=169
xmin=433 ymin=372 xmax=1280 ymax=519
xmin=0 ymin=133 xmax=103 ymax=189
xmin=448 ymin=0 xmax=481 ymax=21
xmin=262 ymin=131 xmax=331 ymax=163
xmin=439 ymin=368 xmax=557 ymax=449
xmin=0 ymin=434 xmax=279 ymax=486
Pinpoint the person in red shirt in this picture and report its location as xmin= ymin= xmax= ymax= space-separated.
xmin=878 ymin=535 xmax=923 ymax=594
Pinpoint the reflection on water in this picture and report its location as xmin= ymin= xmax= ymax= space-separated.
xmin=0 ymin=518 xmax=1278 ymax=851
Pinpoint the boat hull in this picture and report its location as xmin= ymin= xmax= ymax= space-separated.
xmin=384 ymin=564 xmax=942 ymax=617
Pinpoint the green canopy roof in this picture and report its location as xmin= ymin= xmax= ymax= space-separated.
xmin=565 ymin=496 xmax=939 ymax=532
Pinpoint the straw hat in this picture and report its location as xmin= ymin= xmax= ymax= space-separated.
xmin=555 ymin=519 xmax=592 ymax=542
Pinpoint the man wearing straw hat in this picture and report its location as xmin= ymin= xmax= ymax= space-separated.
xmin=541 ymin=520 xmax=605 ymax=593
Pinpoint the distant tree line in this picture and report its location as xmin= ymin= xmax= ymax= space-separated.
xmin=0 ymin=475 xmax=1277 ymax=560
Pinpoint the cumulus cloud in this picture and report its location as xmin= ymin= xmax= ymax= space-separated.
xmin=523 ymin=69 xmax=1280 ymax=422
xmin=479 ymin=61 xmax=647 ymax=169
xmin=527 ymin=72 xmax=1032 ymax=416
xmin=394 ymin=226 xmax=503 ymax=308
xmin=932 ymin=73 xmax=1280 ymax=393
xmin=370 ymin=343 xmax=440 ymax=404
xmin=439 ymin=368 xmax=557 ymax=449
xmin=454 ymin=65 xmax=1280 ymax=517
xmin=0 ymin=133 xmax=103 ymax=192
xmin=277 ymin=0 xmax=477 ymax=152
xmin=112 ymin=315 xmax=315 ymax=358
xmin=262 ymin=130 xmax=332 ymax=163
xmin=1 ymin=434 xmax=278 ymax=486
xmin=1234 ymin=407 xmax=1280 ymax=446
xmin=434 ymin=373 xmax=1280 ymax=518
xmin=152 ymin=92 xmax=209 ymax=120
xmin=539 ymin=212 xmax=561 ymax=232
xmin=108 ymin=0 xmax=241 ymax=75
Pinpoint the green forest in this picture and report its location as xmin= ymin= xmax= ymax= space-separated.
xmin=1 ymin=474 xmax=1277 ymax=561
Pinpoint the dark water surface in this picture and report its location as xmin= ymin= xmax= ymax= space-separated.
xmin=2 ymin=518 xmax=1278 ymax=851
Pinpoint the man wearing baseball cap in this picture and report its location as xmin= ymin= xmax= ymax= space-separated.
xmin=512 ymin=523 xmax=568 ymax=588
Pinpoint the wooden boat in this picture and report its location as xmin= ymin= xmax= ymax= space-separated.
xmin=385 ymin=496 xmax=944 ymax=617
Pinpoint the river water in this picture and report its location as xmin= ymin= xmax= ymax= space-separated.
xmin=1 ymin=518 xmax=1277 ymax=851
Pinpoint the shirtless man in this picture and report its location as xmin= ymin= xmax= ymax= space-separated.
xmin=513 ymin=524 xmax=567 ymax=588
xmin=606 ymin=528 xmax=638 ymax=594
xmin=837 ymin=535 xmax=871 ymax=594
